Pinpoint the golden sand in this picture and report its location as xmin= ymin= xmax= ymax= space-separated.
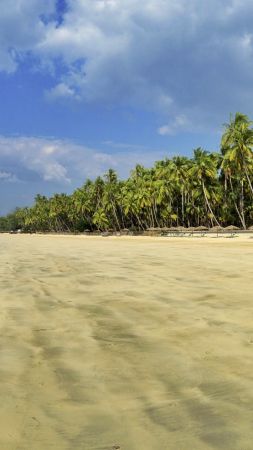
xmin=0 ymin=234 xmax=253 ymax=449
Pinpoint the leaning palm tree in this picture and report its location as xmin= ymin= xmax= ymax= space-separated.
xmin=189 ymin=148 xmax=221 ymax=226
xmin=2 ymin=112 xmax=253 ymax=233
xmin=170 ymin=156 xmax=190 ymax=225
xmin=221 ymin=112 xmax=253 ymax=196
xmin=103 ymin=169 xmax=121 ymax=230
xmin=92 ymin=208 xmax=109 ymax=231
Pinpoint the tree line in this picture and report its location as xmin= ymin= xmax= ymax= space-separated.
xmin=1 ymin=113 xmax=253 ymax=232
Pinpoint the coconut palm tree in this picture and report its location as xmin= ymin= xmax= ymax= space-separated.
xmin=92 ymin=208 xmax=109 ymax=230
xmin=189 ymin=148 xmax=221 ymax=226
xmin=2 ymin=113 xmax=253 ymax=233
xmin=103 ymin=169 xmax=121 ymax=230
xmin=221 ymin=112 xmax=253 ymax=196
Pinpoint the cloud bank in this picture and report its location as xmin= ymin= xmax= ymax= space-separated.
xmin=0 ymin=0 xmax=54 ymax=72
xmin=1 ymin=1 xmax=253 ymax=131
xmin=0 ymin=134 xmax=168 ymax=213
xmin=0 ymin=135 xmax=166 ymax=184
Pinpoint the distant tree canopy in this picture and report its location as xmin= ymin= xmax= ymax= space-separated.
xmin=1 ymin=113 xmax=253 ymax=232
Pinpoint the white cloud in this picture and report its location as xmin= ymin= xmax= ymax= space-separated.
xmin=0 ymin=134 xmax=169 ymax=214
xmin=0 ymin=136 xmax=70 ymax=183
xmin=2 ymin=1 xmax=253 ymax=129
xmin=158 ymin=115 xmax=191 ymax=135
xmin=39 ymin=0 xmax=253 ymax=127
xmin=0 ymin=0 xmax=54 ymax=72
xmin=0 ymin=135 xmax=167 ymax=186
xmin=46 ymin=82 xmax=80 ymax=100
xmin=42 ymin=145 xmax=57 ymax=155
xmin=0 ymin=171 xmax=17 ymax=182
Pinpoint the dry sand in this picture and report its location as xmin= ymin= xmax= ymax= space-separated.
xmin=0 ymin=233 xmax=253 ymax=450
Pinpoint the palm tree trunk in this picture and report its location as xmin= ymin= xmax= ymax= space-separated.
xmin=240 ymin=179 xmax=246 ymax=229
xmin=202 ymin=181 xmax=221 ymax=226
xmin=242 ymin=158 xmax=253 ymax=197
xmin=229 ymin=177 xmax=245 ymax=228
xmin=181 ymin=189 xmax=185 ymax=225
xmin=153 ymin=200 xmax=159 ymax=227
xmin=135 ymin=213 xmax=144 ymax=230
xmin=152 ymin=203 xmax=159 ymax=227
xmin=110 ymin=201 xmax=120 ymax=230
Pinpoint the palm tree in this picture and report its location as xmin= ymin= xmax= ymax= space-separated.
xmin=189 ymin=148 xmax=221 ymax=226
xmin=72 ymin=184 xmax=93 ymax=229
xmin=170 ymin=156 xmax=190 ymax=225
xmin=221 ymin=156 xmax=246 ymax=228
xmin=103 ymin=169 xmax=121 ymax=230
xmin=222 ymin=112 xmax=253 ymax=196
xmin=2 ymin=113 xmax=253 ymax=233
xmin=92 ymin=208 xmax=109 ymax=230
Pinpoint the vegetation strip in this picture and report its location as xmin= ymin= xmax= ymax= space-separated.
xmin=1 ymin=113 xmax=253 ymax=232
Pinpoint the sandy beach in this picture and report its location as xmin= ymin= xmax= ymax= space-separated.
xmin=0 ymin=233 xmax=253 ymax=450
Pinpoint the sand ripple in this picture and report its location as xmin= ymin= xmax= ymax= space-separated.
xmin=0 ymin=234 xmax=253 ymax=449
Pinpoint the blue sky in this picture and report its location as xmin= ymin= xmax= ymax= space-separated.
xmin=1 ymin=0 xmax=253 ymax=214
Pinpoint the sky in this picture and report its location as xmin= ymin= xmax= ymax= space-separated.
xmin=1 ymin=0 xmax=253 ymax=214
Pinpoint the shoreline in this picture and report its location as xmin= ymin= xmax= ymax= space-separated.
xmin=2 ymin=231 xmax=253 ymax=242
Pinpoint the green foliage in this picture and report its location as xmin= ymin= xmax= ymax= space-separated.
xmin=0 ymin=208 xmax=28 ymax=232
xmin=1 ymin=113 xmax=253 ymax=232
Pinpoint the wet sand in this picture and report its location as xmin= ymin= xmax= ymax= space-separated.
xmin=0 ymin=233 xmax=253 ymax=450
